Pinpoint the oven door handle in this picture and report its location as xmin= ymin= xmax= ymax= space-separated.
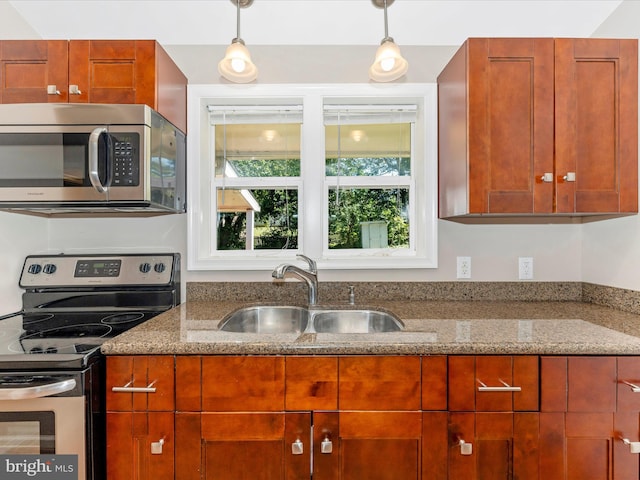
xmin=0 ymin=379 xmax=76 ymax=400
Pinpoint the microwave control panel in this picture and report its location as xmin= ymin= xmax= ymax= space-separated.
xmin=112 ymin=134 xmax=140 ymax=187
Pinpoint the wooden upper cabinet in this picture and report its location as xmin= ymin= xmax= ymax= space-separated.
xmin=0 ymin=40 xmax=69 ymax=103
xmin=0 ymin=40 xmax=187 ymax=133
xmin=438 ymin=37 xmax=638 ymax=221
xmin=555 ymin=39 xmax=638 ymax=214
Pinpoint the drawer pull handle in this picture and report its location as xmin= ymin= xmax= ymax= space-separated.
xmin=622 ymin=381 xmax=640 ymax=393
xmin=111 ymin=380 xmax=157 ymax=393
xmin=622 ymin=438 xmax=640 ymax=454
xmin=477 ymin=379 xmax=521 ymax=392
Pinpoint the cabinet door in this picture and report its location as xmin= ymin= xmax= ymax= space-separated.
xmin=465 ymin=38 xmax=555 ymax=214
xmin=314 ymin=411 xmax=422 ymax=480
xmin=0 ymin=40 xmax=68 ymax=103
xmin=175 ymin=412 xmax=310 ymax=480
xmin=68 ymin=40 xmax=156 ymax=105
xmin=555 ymin=38 xmax=638 ymax=214
xmin=106 ymin=355 xmax=174 ymax=412
xmin=447 ymin=412 xmax=539 ymax=480
xmin=106 ymin=411 xmax=174 ymax=480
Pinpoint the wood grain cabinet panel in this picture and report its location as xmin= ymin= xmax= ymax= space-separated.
xmin=438 ymin=37 xmax=638 ymax=220
xmin=540 ymin=356 xmax=640 ymax=479
xmin=106 ymin=355 xmax=174 ymax=412
xmin=449 ymin=355 xmax=539 ymax=412
xmin=0 ymin=40 xmax=68 ymax=103
xmin=106 ymin=356 xmax=175 ymax=480
xmin=339 ymin=355 xmax=421 ymax=410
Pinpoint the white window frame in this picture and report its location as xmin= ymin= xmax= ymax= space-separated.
xmin=187 ymin=84 xmax=438 ymax=271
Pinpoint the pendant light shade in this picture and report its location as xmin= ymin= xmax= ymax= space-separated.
xmin=369 ymin=0 xmax=408 ymax=82
xmin=218 ymin=0 xmax=258 ymax=83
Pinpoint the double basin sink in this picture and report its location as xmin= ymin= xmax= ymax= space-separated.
xmin=219 ymin=305 xmax=404 ymax=334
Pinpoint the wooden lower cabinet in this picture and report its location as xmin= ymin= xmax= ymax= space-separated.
xmin=106 ymin=411 xmax=174 ymax=479
xmin=422 ymin=412 xmax=539 ymax=480
xmin=106 ymin=354 xmax=640 ymax=479
xmin=175 ymin=410 xmax=421 ymax=480
xmin=175 ymin=412 xmax=310 ymax=480
xmin=539 ymin=356 xmax=640 ymax=479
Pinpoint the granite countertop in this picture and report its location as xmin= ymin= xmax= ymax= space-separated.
xmin=100 ymin=299 xmax=640 ymax=355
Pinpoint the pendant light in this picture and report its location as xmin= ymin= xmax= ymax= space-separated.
xmin=218 ymin=0 xmax=258 ymax=83
xmin=369 ymin=0 xmax=408 ymax=82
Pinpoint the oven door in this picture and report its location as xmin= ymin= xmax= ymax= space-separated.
xmin=0 ymin=125 xmax=146 ymax=205
xmin=0 ymin=375 xmax=87 ymax=480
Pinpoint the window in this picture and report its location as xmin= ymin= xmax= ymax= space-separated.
xmin=188 ymin=85 xmax=437 ymax=270
xmin=209 ymin=106 xmax=303 ymax=251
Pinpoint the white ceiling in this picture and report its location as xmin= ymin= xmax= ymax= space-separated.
xmin=6 ymin=0 xmax=625 ymax=47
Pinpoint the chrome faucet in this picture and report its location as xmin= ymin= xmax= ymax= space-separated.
xmin=272 ymin=254 xmax=318 ymax=305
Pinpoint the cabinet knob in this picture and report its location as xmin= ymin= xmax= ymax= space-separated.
xmin=321 ymin=435 xmax=333 ymax=454
xmin=69 ymin=84 xmax=82 ymax=95
xmin=151 ymin=438 xmax=165 ymax=455
xmin=47 ymin=85 xmax=61 ymax=95
xmin=540 ymin=173 xmax=553 ymax=183
xmin=622 ymin=438 xmax=640 ymax=454
xmin=563 ymin=172 xmax=576 ymax=182
xmin=458 ymin=439 xmax=473 ymax=456
xmin=291 ymin=438 xmax=304 ymax=455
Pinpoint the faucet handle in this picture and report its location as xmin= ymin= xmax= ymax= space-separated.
xmin=296 ymin=254 xmax=317 ymax=274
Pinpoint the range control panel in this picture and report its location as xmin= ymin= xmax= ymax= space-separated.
xmin=20 ymin=253 xmax=179 ymax=288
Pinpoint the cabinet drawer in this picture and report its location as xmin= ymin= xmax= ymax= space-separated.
xmin=201 ymin=356 xmax=285 ymax=411
xmin=339 ymin=356 xmax=421 ymax=410
xmin=542 ymin=356 xmax=640 ymax=412
xmin=285 ymin=356 xmax=338 ymax=411
xmin=106 ymin=356 xmax=175 ymax=412
xmin=449 ymin=356 xmax=539 ymax=411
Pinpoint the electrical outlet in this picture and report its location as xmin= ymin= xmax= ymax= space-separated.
xmin=519 ymin=257 xmax=534 ymax=280
xmin=457 ymin=256 xmax=471 ymax=279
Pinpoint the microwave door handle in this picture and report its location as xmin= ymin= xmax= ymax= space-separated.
xmin=88 ymin=127 xmax=109 ymax=193
xmin=0 ymin=378 xmax=76 ymax=400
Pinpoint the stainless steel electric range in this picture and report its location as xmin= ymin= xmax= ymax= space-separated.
xmin=0 ymin=253 xmax=181 ymax=480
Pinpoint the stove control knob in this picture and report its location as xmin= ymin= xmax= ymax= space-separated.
xmin=27 ymin=264 xmax=42 ymax=275
xmin=43 ymin=263 xmax=57 ymax=275
xmin=154 ymin=262 xmax=166 ymax=273
xmin=139 ymin=262 xmax=152 ymax=274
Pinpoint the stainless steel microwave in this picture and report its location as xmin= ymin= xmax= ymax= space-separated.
xmin=0 ymin=103 xmax=186 ymax=216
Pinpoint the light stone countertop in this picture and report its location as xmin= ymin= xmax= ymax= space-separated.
xmin=101 ymin=300 xmax=640 ymax=355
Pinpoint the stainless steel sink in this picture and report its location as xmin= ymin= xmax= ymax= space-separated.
xmin=312 ymin=310 xmax=403 ymax=333
xmin=219 ymin=306 xmax=403 ymax=334
xmin=219 ymin=306 xmax=309 ymax=334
